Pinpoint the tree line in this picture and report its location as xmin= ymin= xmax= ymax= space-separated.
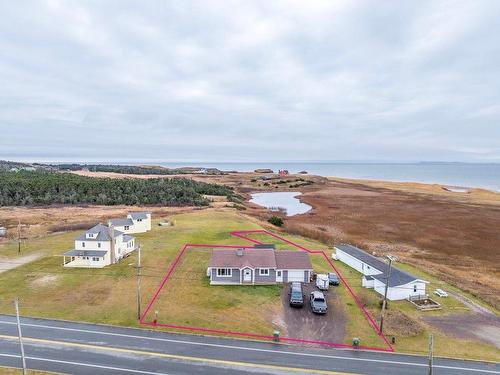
xmin=54 ymin=163 xmax=223 ymax=175
xmin=0 ymin=171 xmax=234 ymax=207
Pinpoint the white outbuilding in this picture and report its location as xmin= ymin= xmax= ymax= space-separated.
xmin=108 ymin=212 xmax=152 ymax=234
xmin=334 ymin=244 xmax=428 ymax=301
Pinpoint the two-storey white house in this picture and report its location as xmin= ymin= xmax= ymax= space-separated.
xmin=334 ymin=244 xmax=428 ymax=301
xmin=108 ymin=212 xmax=151 ymax=234
xmin=63 ymin=224 xmax=136 ymax=268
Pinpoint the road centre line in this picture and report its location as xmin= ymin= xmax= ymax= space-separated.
xmin=0 ymin=320 xmax=498 ymax=374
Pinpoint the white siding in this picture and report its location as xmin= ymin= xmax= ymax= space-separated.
xmin=127 ymin=214 xmax=151 ymax=233
xmin=362 ymin=276 xmax=375 ymax=288
xmin=373 ymin=278 xmax=427 ymax=301
xmin=64 ymin=253 xmax=110 ymax=268
xmin=112 ymin=224 xmax=134 ymax=234
xmin=336 ymin=246 xmax=427 ymax=301
xmin=75 ymin=240 xmax=110 ymax=251
xmin=335 ymin=247 xmax=381 ymax=276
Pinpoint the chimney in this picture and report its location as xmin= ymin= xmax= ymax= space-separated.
xmin=110 ymin=225 xmax=116 ymax=264
xmin=236 ymin=249 xmax=244 ymax=257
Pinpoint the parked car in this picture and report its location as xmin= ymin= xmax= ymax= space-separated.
xmin=434 ymin=289 xmax=449 ymax=298
xmin=328 ymin=272 xmax=340 ymax=286
xmin=289 ymin=282 xmax=305 ymax=307
xmin=316 ymin=274 xmax=329 ymax=290
xmin=310 ymin=291 xmax=328 ymax=314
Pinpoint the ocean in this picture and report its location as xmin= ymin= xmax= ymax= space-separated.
xmin=159 ymin=162 xmax=500 ymax=191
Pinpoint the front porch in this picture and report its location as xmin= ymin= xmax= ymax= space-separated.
xmin=63 ymin=249 xmax=108 ymax=268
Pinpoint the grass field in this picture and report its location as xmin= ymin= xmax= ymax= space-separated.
xmin=0 ymin=208 xmax=498 ymax=360
xmin=144 ymin=247 xmax=283 ymax=335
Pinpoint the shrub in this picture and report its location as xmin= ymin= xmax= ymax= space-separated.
xmin=268 ymin=216 xmax=284 ymax=227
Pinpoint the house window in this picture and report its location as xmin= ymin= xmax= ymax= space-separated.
xmin=125 ymin=226 xmax=129 ymax=230
xmin=138 ymin=218 xmax=142 ymax=222
xmin=217 ymin=268 xmax=232 ymax=277
xmin=414 ymin=285 xmax=417 ymax=292
xmin=92 ymin=257 xmax=100 ymax=261
xmin=97 ymin=242 xmax=101 ymax=248
xmin=82 ymin=242 xmax=85 ymax=248
xmin=259 ymin=268 xmax=270 ymax=276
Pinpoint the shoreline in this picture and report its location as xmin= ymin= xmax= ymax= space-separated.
xmin=326 ymin=176 xmax=494 ymax=193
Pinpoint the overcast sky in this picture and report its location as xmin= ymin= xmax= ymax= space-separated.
xmin=1 ymin=0 xmax=499 ymax=163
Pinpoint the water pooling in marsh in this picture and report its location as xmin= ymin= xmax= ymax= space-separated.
xmin=249 ymin=191 xmax=312 ymax=216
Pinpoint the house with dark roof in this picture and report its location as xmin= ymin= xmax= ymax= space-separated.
xmin=207 ymin=246 xmax=313 ymax=285
xmin=334 ymin=244 xmax=428 ymax=301
xmin=63 ymin=224 xmax=136 ymax=268
xmin=108 ymin=212 xmax=151 ymax=234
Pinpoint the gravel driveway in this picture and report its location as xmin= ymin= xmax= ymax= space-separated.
xmin=277 ymin=282 xmax=347 ymax=344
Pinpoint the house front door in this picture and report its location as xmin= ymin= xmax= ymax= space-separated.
xmin=276 ymin=270 xmax=283 ymax=283
xmin=243 ymin=269 xmax=252 ymax=282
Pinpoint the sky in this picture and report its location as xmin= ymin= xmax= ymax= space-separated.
xmin=1 ymin=0 xmax=500 ymax=163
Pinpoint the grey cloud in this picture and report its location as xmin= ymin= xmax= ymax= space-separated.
xmin=0 ymin=0 xmax=499 ymax=162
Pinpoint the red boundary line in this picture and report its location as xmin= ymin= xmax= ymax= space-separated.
xmin=139 ymin=230 xmax=394 ymax=352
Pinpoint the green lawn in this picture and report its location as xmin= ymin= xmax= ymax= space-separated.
xmin=0 ymin=210 xmax=260 ymax=325
xmin=0 ymin=209 xmax=498 ymax=361
xmin=144 ymin=247 xmax=283 ymax=335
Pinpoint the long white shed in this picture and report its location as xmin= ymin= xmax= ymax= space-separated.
xmin=334 ymin=244 xmax=428 ymax=301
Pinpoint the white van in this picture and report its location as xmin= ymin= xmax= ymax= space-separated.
xmin=316 ymin=274 xmax=329 ymax=291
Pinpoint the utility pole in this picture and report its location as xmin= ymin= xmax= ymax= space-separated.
xmin=14 ymin=298 xmax=27 ymax=375
xmin=379 ymin=257 xmax=393 ymax=335
xmin=17 ymin=220 xmax=21 ymax=254
xmin=428 ymin=334 xmax=434 ymax=375
xmin=136 ymin=244 xmax=142 ymax=320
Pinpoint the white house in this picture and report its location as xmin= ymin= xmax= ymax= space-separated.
xmin=63 ymin=224 xmax=136 ymax=268
xmin=334 ymin=244 xmax=428 ymax=301
xmin=108 ymin=212 xmax=151 ymax=234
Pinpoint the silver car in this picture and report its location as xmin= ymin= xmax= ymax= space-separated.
xmin=309 ymin=291 xmax=327 ymax=314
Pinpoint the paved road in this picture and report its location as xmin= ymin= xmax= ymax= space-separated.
xmin=0 ymin=315 xmax=498 ymax=375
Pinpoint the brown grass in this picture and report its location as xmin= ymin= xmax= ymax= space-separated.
xmin=0 ymin=205 xmax=194 ymax=241
xmin=241 ymin=178 xmax=500 ymax=309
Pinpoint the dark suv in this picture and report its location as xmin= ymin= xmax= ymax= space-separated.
xmin=310 ymin=291 xmax=328 ymax=314
xmin=289 ymin=282 xmax=304 ymax=307
xmin=328 ymin=272 xmax=340 ymax=286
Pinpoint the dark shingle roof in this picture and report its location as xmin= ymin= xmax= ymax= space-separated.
xmin=129 ymin=212 xmax=150 ymax=220
xmin=335 ymin=244 xmax=425 ymax=287
xmin=123 ymin=234 xmax=134 ymax=242
xmin=109 ymin=218 xmax=134 ymax=226
xmin=64 ymin=249 xmax=107 ymax=257
xmin=253 ymin=244 xmax=276 ymax=249
xmin=75 ymin=224 xmax=123 ymax=241
xmin=275 ymin=251 xmax=313 ymax=270
xmin=209 ymin=248 xmax=276 ymax=269
xmin=209 ymin=248 xmax=312 ymax=270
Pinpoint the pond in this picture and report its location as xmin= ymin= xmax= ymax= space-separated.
xmin=249 ymin=191 xmax=312 ymax=216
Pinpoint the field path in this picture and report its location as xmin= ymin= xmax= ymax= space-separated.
xmin=0 ymin=253 xmax=41 ymax=274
